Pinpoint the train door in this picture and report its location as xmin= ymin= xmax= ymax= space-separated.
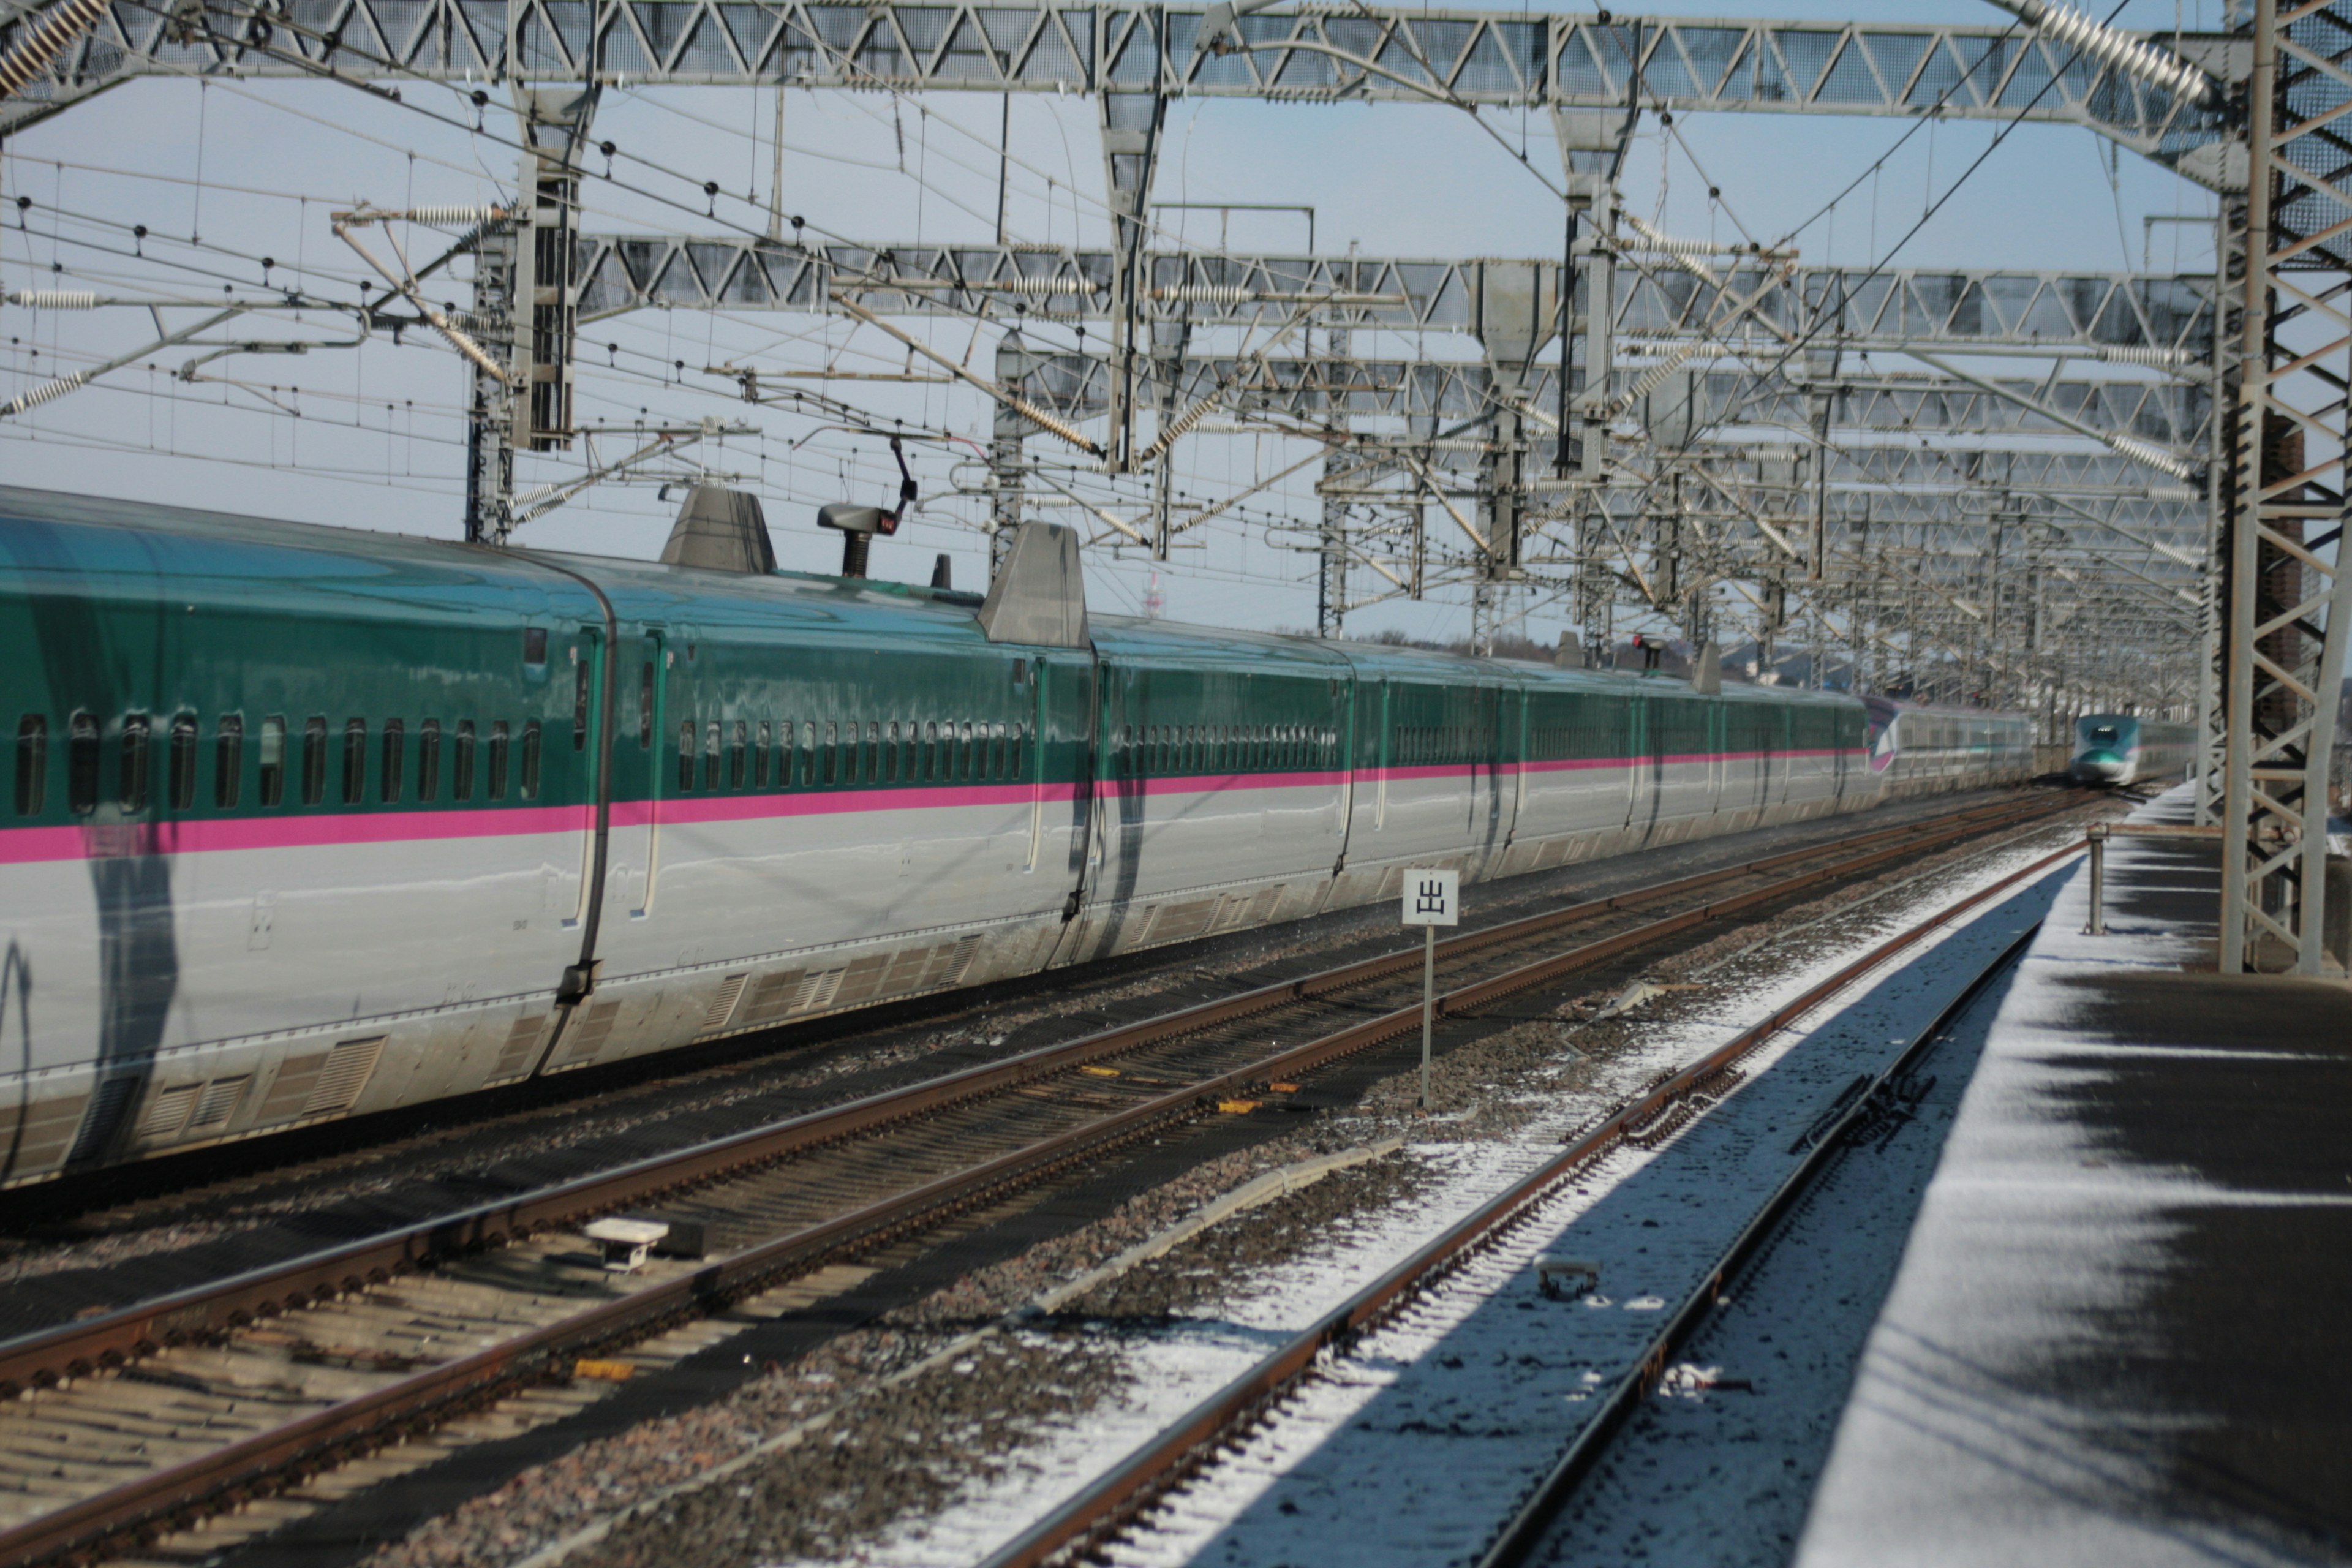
xmin=1626 ymin=692 xmax=1654 ymax=829
xmin=616 ymin=627 xmax=666 ymax=919
xmin=1333 ymin=673 xmax=1359 ymax=867
xmin=1506 ymin=682 xmax=1528 ymax=848
xmin=564 ymin=623 xmax=608 ymax=929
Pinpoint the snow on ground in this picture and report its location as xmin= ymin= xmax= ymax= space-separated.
xmin=808 ymin=823 xmax=2089 ymax=1568
xmin=1793 ymin=786 xmax=2326 ymax=1568
xmin=1529 ymin=922 xmax=2023 ymax=1568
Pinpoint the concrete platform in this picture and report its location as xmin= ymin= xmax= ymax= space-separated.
xmin=1797 ymin=786 xmax=2352 ymax=1567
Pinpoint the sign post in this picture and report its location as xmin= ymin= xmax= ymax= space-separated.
xmin=1401 ymin=868 xmax=1460 ymax=1110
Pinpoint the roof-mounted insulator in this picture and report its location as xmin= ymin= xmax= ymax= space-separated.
xmin=1985 ymin=0 xmax=2218 ymax=105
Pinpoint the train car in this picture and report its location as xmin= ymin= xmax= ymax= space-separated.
xmin=2068 ymin=713 xmax=2195 ymax=786
xmin=1863 ymin=695 xmax=2038 ymax=790
xmin=0 ymin=485 xmax=2031 ymax=1185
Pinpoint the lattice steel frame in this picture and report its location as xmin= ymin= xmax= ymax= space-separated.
xmin=2220 ymin=0 xmax=2352 ymax=974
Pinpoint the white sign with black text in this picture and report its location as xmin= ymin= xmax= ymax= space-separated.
xmin=1401 ymin=867 xmax=1458 ymax=1111
xmin=1401 ymin=868 xmax=1460 ymax=927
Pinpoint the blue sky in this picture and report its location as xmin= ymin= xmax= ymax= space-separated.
xmin=0 ymin=0 xmax=2230 ymax=639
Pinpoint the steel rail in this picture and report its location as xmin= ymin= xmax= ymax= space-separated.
xmin=978 ymin=837 xmax=2084 ymax=1568
xmin=0 ymin=796 xmax=2075 ymax=1568
xmin=1470 ymin=920 xmax=2048 ymax=1567
xmin=0 ymin=795 xmax=2054 ymax=1401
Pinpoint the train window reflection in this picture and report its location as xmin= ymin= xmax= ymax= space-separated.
xmin=121 ymin=714 xmax=151 ymax=813
xmin=301 ymin=717 xmax=327 ymax=807
xmin=342 ymin=720 xmax=368 ymax=806
xmin=417 ymin=720 xmax=440 ymax=803
xmin=381 ymin=720 xmax=404 ymax=804
xmin=15 ymin=715 xmax=45 ymax=816
xmin=488 ymin=721 xmax=510 ymax=801
xmin=214 ymin=715 xmax=241 ymax=810
xmin=677 ymin=721 xmax=695 ymax=791
xmin=170 ymin=714 xmax=198 ymax=812
xmin=67 ymin=713 xmax=98 ymax=816
xmin=454 ymin=720 xmax=477 ymax=801
xmin=257 ymin=716 xmax=285 ymax=808
xmin=520 ymin=721 xmax=541 ymax=799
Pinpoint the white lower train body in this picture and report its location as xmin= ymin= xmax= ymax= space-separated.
xmin=0 ymin=744 xmax=2017 ymax=1185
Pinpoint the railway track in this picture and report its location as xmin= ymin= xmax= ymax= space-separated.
xmin=977 ymin=836 xmax=2078 ymax=1568
xmin=0 ymin=793 xmax=2086 ymax=1568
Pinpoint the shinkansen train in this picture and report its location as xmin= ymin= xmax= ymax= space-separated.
xmin=0 ymin=486 xmax=2035 ymax=1185
xmin=1864 ymin=695 xmax=2043 ymax=786
xmin=2068 ymin=712 xmax=2196 ymax=786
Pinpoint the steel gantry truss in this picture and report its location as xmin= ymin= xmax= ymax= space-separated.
xmin=2218 ymin=0 xmax=2352 ymax=974
xmin=0 ymin=1 xmax=2236 ymax=179
xmin=6 ymin=0 xmax=2335 ymax=963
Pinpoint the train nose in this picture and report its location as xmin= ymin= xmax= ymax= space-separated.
xmin=2070 ymin=752 xmax=2126 ymax=784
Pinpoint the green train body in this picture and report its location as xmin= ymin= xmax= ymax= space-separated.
xmin=0 ymin=486 xmax=2032 ymax=1183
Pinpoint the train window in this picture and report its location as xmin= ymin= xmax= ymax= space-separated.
xmin=823 ymin=722 xmax=839 ymax=785
xmin=639 ymin=662 xmax=655 ymax=748
xmin=756 ymin=722 xmax=772 ymax=788
xmin=865 ymin=722 xmax=880 ymax=783
xmin=991 ymin=722 xmax=1007 ymax=779
xmin=960 ymin=720 xmax=976 ymax=780
xmin=169 ymin=714 xmax=198 ymax=811
xmin=919 ymin=721 xmax=935 ymax=782
xmin=257 ymin=716 xmax=285 ymax=807
xmin=520 ymin=722 xmax=541 ymax=799
xmin=729 ymin=721 xmax=747 ymax=790
xmin=14 ymin=715 xmax=43 ymax=816
xmin=488 ymin=721 xmax=510 ymax=800
xmin=214 ymin=715 xmax=242 ymax=810
xmin=884 ymin=722 xmax=900 ymax=783
xmin=524 ymin=628 xmax=548 ymax=666
xmin=381 ymin=720 xmax=404 ymax=804
xmin=454 ymin=720 xmax=477 ymax=801
xmin=1011 ymin=720 xmax=1026 ymax=778
xmin=802 ymin=721 xmax=816 ymax=785
xmin=119 ymin=713 xmax=151 ymax=813
xmin=573 ymin=658 xmax=590 ymax=752
xmin=841 ymin=721 xmax=859 ymax=785
xmin=417 ymin=720 xmax=440 ymax=803
xmin=66 ymin=713 xmax=99 ymax=816
xmin=342 ymin=720 xmax=368 ymax=806
xmin=704 ymin=721 xmax=722 ymax=791
xmin=902 ymin=720 xmax=918 ymax=780
xmin=677 ymin=721 xmax=695 ymax=791
xmin=301 ymin=717 xmax=328 ymax=807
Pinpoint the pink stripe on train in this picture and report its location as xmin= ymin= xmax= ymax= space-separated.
xmin=0 ymin=747 xmax=1873 ymax=865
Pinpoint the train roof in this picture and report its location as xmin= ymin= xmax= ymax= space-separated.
xmin=0 ymin=485 xmax=1858 ymax=708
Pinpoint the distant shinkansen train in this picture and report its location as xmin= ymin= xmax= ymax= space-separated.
xmin=0 ymin=486 xmax=2035 ymax=1185
xmin=2068 ymin=713 xmax=2195 ymax=786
